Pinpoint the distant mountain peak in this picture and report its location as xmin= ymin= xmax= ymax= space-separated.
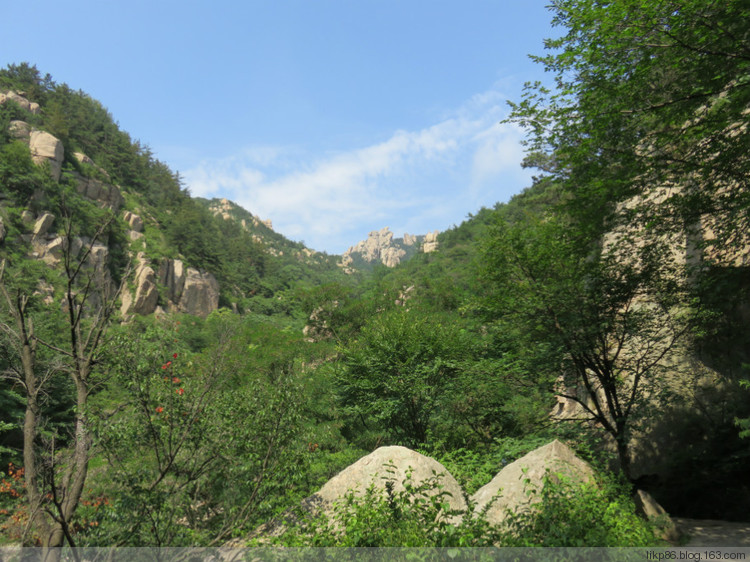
xmin=340 ymin=227 xmax=439 ymax=272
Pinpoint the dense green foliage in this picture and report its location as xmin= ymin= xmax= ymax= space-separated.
xmin=2 ymin=0 xmax=750 ymax=546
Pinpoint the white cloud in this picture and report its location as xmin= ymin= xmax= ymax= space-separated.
xmin=182 ymin=85 xmax=532 ymax=253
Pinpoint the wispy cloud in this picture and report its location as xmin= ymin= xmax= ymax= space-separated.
xmin=182 ymin=85 xmax=532 ymax=253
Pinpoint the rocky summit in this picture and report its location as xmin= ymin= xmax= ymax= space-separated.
xmin=340 ymin=226 xmax=439 ymax=272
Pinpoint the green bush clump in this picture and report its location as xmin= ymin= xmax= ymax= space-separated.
xmin=504 ymin=473 xmax=656 ymax=547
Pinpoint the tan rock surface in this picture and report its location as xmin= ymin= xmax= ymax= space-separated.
xmin=422 ymin=230 xmax=439 ymax=253
xmin=254 ymin=445 xmax=467 ymax=541
xmin=0 ymin=91 xmax=40 ymax=114
xmin=471 ymin=440 xmax=596 ymax=527
xmin=179 ymin=268 xmax=219 ymax=318
xmin=158 ymin=259 xmax=186 ymax=304
xmin=8 ymin=120 xmax=30 ymax=141
xmin=634 ymin=489 xmax=680 ymax=543
xmin=74 ymin=174 xmax=124 ymax=209
xmin=32 ymin=213 xmax=55 ymax=239
xmin=29 ymin=130 xmax=64 ymax=181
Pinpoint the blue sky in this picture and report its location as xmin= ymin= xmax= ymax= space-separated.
xmin=2 ymin=1 xmax=558 ymax=254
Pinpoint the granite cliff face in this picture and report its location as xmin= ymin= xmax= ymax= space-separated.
xmin=340 ymin=227 xmax=439 ymax=272
xmin=2 ymin=90 xmax=221 ymax=319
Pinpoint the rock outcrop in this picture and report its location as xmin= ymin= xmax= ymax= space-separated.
xmin=32 ymin=213 xmax=55 ymax=239
xmin=158 ymin=259 xmax=186 ymax=305
xmin=209 ymin=198 xmax=273 ymax=231
xmin=123 ymin=211 xmax=143 ymax=232
xmin=0 ymin=90 xmax=41 ymax=114
xmin=341 ymin=227 xmax=438 ymax=271
xmin=471 ymin=440 xmax=596 ymax=527
xmin=8 ymin=120 xmax=31 ymax=141
xmin=73 ymin=151 xmax=111 ymax=179
xmin=29 ymin=130 xmax=64 ymax=181
xmin=422 ymin=231 xmax=439 ymax=253
xmin=179 ymin=267 xmax=219 ymax=318
xmin=73 ymin=173 xmax=124 ymax=210
xmin=121 ymin=256 xmax=159 ymax=317
xmin=120 ymin=257 xmax=218 ymax=319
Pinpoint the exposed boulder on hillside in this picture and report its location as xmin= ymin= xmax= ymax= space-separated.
xmin=179 ymin=268 xmax=219 ymax=318
xmin=302 ymin=302 xmax=337 ymax=342
xmin=121 ymin=254 xmax=159 ymax=317
xmin=471 ymin=440 xmax=596 ymax=527
xmin=0 ymin=90 xmax=41 ymax=114
xmin=32 ymin=212 xmax=55 ymax=239
xmin=29 ymin=130 xmax=64 ymax=181
xmin=311 ymin=446 xmax=466 ymax=519
xmin=253 ymin=445 xmax=466 ymax=540
xmin=8 ymin=120 xmax=30 ymax=141
xmin=38 ymin=237 xmax=65 ymax=266
xmin=123 ymin=211 xmax=143 ymax=232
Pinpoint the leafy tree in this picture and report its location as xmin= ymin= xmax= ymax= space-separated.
xmin=0 ymin=63 xmax=54 ymax=104
xmin=0 ymin=142 xmax=47 ymax=204
xmin=89 ymin=315 xmax=307 ymax=546
xmin=481 ymin=208 xmax=689 ymax=480
xmin=335 ymin=309 xmax=466 ymax=448
xmin=0 ymin=209 xmax=127 ymax=547
xmin=509 ymin=0 xmax=750 ymax=254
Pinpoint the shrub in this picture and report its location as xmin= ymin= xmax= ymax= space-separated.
xmin=503 ymin=472 xmax=657 ymax=547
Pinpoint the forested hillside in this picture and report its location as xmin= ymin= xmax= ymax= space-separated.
xmin=1 ymin=0 xmax=749 ymax=549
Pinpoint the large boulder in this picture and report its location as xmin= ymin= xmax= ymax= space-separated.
xmin=471 ymin=440 xmax=596 ymax=527
xmin=34 ymin=236 xmax=66 ymax=266
xmin=254 ymin=446 xmax=466 ymax=541
xmin=29 ymin=130 xmax=64 ymax=181
xmin=0 ymin=91 xmax=40 ymax=114
xmin=8 ymin=120 xmax=31 ymax=141
xmin=178 ymin=268 xmax=219 ymax=318
xmin=311 ymin=446 xmax=466 ymax=519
